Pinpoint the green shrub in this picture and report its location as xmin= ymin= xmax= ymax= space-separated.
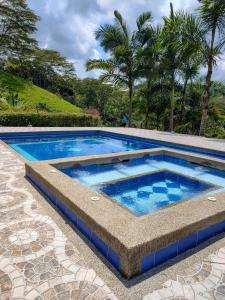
xmin=174 ymin=123 xmax=192 ymax=134
xmin=0 ymin=101 xmax=10 ymax=110
xmin=0 ymin=112 xmax=100 ymax=127
xmin=205 ymin=122 xmax=225 ymax=139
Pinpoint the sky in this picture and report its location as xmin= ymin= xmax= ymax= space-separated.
xmin=27 ymin=0 xmax=225 ymax=81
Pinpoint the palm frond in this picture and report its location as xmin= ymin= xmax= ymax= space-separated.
xmin=86 ymin=59 xmax=113 ymax=72
xmin=95 ymin=25 xmax=123 ymax=51
xmin=114 ymin=10 xmax=129 ymax=40
xmin=198 ymin=0 xmax=225 ymax=33
xmin=136 ymin=12 xmax=152 ymax=30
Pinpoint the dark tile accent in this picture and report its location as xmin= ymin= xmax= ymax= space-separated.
xmin=107 ymin=246 xmax=120 ymax=270
xmin=155 ymin=242 xmax=178 ymax=267
xmin=197 ymin=220 xmax=225 ymax=244
xmin=91 ymin=232 xmax=108 ymax=258
xmin=141 ymin=252 xmax=155 ymax=273
xmin=77 ymin=217 xmax=92 ymax=240
xmin=178 ymin=232 xmax=197 ymax=254
xmin=57 ymin=201 xmax=77 ymax=225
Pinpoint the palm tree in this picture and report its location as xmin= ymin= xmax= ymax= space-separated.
xmin=198 ymin=0 xmax=225 ymax=136
xmin=86 ymin=10 xmax=152 ymax=126
xmin=161 ymin=4 xmax=204 ymax=132
xmin=178 ymin=13 xmax=205 ymax=120
xmin=160 ymin=3 xmax=183 ymax=132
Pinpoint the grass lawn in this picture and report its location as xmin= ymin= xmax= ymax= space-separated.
xmin=0 ymin=71 xmax=82 ymax=113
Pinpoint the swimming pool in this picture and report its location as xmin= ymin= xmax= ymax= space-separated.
xmin=2 ymin=130 xmax=225 ymax=161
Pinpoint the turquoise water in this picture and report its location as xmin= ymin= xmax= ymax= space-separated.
xmin=62 ymin=155 xmax=225 ymax=216
xmin=7 ymin=135 xmax=158 ymax=161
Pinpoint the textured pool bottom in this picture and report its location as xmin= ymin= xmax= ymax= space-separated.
xmin=26 ymin=171 xmax=225 ymax=278
xmin=95 ymin=171 xmax=214 ymax=216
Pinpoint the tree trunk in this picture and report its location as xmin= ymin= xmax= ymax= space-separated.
xmin=169 ymin=75 xmax=175 ymax=132
xmin=199 ymin=26 xmax=216 ymax=136
xmin=180 ymin=77 xmax=188 ymax=121
xmin=128 ymin=83 xmax=133 ymax=127
xmin=145 ymin=107 xmax=149 ymax=129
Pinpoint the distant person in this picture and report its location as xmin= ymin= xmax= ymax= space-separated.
xmin=121 ymin=115 xmax=128 ymax=127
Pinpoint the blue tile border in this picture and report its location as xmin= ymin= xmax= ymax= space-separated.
xmin=26 ymin=172 xmax=121 ymax=272
xmin=26 ymin=170 xmax=225 ymax=278
xmin=141 ymin=218 xmax=225 ymax=274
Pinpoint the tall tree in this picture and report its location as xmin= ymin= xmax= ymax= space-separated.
xmin=136 ymin=25 xmax=163 ymax=128
xmin=178 ymin=13 xmax=205 ymax=120
xmin=0 ymin=0 xmax=39 ymax=60
xmin=198 ymin=0 xmax=225 ymax=135
xmin=161 ymin=3 xmax=183 ymax=132
xmin=86 ymin=10 xmax=153 ymax=126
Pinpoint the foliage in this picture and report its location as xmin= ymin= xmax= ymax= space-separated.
xmin=174 ymin=123 xmax=192 ymax=134
xmin=5 ymin=49 xmax=77 ymax=102
xmin=73 ymin=78 xmax=129 ymax=126
xmin=86 ymin=10 xmax=153 ymax=126
xmin=198 ymin=0 xmax=225 ymax=135
xmin=0 ymin=112 xmax=100 ymax=127
xmin=0 ymin=71 xmax=82 ymax=113
xmin=205 ymin=121 xmax=225 ymax=139
xmin=0 ymin=0 xmax=39 ymax=59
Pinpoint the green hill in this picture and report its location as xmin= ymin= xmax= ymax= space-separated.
xmin=0 ymin=71 xmax=82 ymax=113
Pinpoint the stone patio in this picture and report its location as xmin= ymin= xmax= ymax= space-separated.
xmin=0 ymin=127 xmax=225 ymax=300
xmin=0 ymin=142 xmax=117 ymax=300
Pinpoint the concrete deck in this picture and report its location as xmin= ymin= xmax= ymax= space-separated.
xmin=0 ymin=127 xmax=225 ymax=299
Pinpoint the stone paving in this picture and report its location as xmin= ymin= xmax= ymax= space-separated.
xmin=143 ymin=247 xmax=225 ymax=299
xmin=0 ymin=128 xmax=225 ymax=299
xmin=0 ymin=143 xmax=117 ymax=300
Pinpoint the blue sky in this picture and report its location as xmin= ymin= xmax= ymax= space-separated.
xmin=28 ymin=0 xmax=225 ymax=81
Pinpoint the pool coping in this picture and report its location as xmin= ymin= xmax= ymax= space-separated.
xmin=25 ymin=147 xmax=225 ymax=278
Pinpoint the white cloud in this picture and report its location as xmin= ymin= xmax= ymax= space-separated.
xmin=28 ymin=0 xmax=225 ymax=81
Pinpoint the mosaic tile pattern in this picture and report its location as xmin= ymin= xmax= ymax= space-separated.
xmin=0 ymin=144 xmax=117 ymax=300
xmin=143 ymin=247 xmax=225 ymax=300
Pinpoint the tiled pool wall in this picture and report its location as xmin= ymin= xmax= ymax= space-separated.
xmin=26 ymin=167 xmax=225 ymax=279
xmin=141 ymin=218 xmax=225 ymax=273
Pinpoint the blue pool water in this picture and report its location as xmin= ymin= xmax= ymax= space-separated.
xmin=62 ymin=155 xmax=225 ymax=216
xmin=6 ymin=134 xmax=158 ymax=161
xmin=96 ymin=171 xmax=213 ymax=216
xmin=3 ymin=131 xmax=225 ymax=161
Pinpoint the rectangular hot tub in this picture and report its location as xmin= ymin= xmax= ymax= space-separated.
xmin=25 ymin=148 xmax=225 ymax=278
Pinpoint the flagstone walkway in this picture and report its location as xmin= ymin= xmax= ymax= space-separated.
xmin=0 ymin=143 xmax=117 ymax=300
